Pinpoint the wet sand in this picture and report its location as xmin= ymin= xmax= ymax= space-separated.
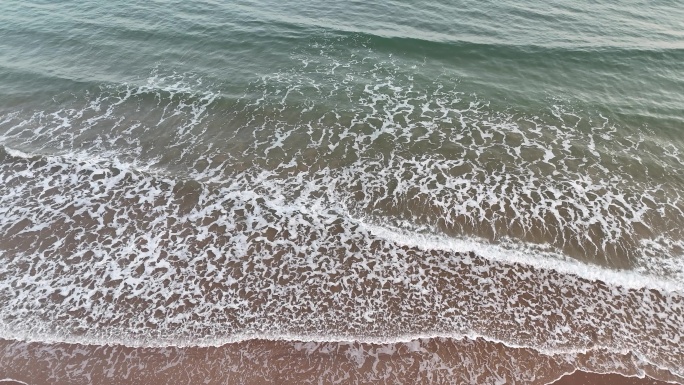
xmin=550 ymin=371 xmax=676 ymax=385
xmin=2 ymin=102 xmax=684 ymax=385
xmin=1 ymin=337 xmax=682 ymax=385
xmin=0 ymin=372 xmax=672 ymax=385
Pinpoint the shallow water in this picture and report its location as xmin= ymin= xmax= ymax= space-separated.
xmin=0 ymin=1 xmax=683 ymax=383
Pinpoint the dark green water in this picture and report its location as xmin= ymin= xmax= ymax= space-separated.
xmin=1 ymin=1 xmax=684 ymax=384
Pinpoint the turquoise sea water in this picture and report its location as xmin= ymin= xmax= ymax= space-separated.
xmin=0 ymin=1 xmax=683 ymax=384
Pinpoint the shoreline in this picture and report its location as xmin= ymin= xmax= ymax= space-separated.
xmin=0 ymin=373 xmax=674 ymax=385
xmin=550 ymin=371 xmax=677 ymax=385
xmin=1 ymin=337 xmax=681 ymax=385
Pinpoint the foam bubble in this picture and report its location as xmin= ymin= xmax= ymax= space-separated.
xmin=1 ymin=44 xmax=684 ymax=379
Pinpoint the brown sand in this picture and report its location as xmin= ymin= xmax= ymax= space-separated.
xmin=0 ymin=374 xmax=672 ymax=385
xmin=550 ymin=371 xmax=675 ymax=385
xmin=1 ymin=337 xmax=682 ymax=385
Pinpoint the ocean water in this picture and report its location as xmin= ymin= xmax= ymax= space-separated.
xmin=0 ymin=1 xmax=683 ymax=384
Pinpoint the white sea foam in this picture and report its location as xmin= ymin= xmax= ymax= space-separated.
xmin=1 ymin=47 xmax=684 ymax=380
xmin=357 ymin=221 xmax=683 ymax=292
xmin=0 ymin=380 xmax=28 ymax=385
xmin=0 ymin=146 xmax=682 ymax=378
xmin=1 ymin=335 xmax=679 ymax=385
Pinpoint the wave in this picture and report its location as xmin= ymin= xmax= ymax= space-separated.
xmin=221 ymin=2 xmax=684 ymax=54
xmin=0 ymin=144 xmax=683 ymax=382
xmin=0 ymin=62 xmax=683 ymax=385
xmin=1 ymin=62 xmax=683 ymax=382
xmin=323 ymin=30 xmax=684 ymax=56
xmin=3 ymin=63 xmax=684 ymax=276
xmin=2 ymin=30 xmax=682 ymax=101
xmin=0 ymin=144 xmax=681 ymax=291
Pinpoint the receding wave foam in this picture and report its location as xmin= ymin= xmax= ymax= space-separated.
xmin=2 ymin=337 xmax=681 ymax=385
xmin=1 ymin=41 xmax=684 ymax=381
xmin=360 ymin=221 xmax=683 ymax=292
xmin=2 ymin=57 xmax=684 ymax=280
xmin=0 ymin=146 xmax=683 ymax=380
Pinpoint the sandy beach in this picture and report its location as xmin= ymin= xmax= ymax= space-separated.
xmin=1 ymin=337 xmax=682 ymax=385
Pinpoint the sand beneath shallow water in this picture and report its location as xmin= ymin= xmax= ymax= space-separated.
xmin=0 ymin=337 xmax=681 ymax=385
xmin=550 ymin=371 xmax=675 ymax=385
xmin=2 ymin=73 xmax=684 ymax=385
